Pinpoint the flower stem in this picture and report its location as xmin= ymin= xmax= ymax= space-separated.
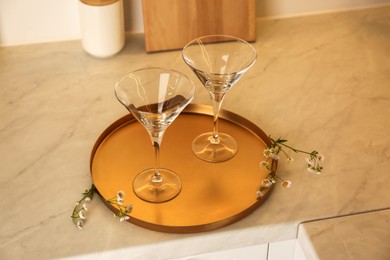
xmin=270 ymin=137 xmax=314 ymax=155
xmin=71 ymin=184 xmax=95 ymax=219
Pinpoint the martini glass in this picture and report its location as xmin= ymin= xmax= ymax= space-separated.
xmin=115 ymin=67 xmax=195 ymax=203
xmin=182 ymin=35 xmax=256 ymax=162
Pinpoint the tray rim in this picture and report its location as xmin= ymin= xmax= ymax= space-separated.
xmin=90 ymin=103 xmax=276 ymax=233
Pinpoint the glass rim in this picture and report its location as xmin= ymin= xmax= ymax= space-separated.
xmin=182 ymin=34 xmax=256 ymax=53
xmin=114 ymin=66 xmax=195 ymax=108
xmin=181 ymin=34 xmax=257 ymax=74
xmin=116 ymin=66 xmax=192 ymax=84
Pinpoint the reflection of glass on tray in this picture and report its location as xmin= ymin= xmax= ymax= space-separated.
xmin=91 ymin=105 xmax=276 ymax=233
xmin=114 ymin=67 xmax=195 ymax=203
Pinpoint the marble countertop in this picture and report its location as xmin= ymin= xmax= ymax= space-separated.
xmin=1 ymin=6 xmax=389 ymax=260
xmin=298 ymin=209 xmax=390 ymax=260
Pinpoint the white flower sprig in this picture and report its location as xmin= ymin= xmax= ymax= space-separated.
xmin=257 ymin=136 xmax=324 ymax=198
xmin=107 ymin=191 xmax=133 ymax=222
xmin=71 ymin=184 xmax=95 ymax=229
xmin=71 ymin=185 xmax=133 ymax=229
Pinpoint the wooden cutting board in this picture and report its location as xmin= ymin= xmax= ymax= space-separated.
xmin=142 ymin=0 xmax=256 ymax=52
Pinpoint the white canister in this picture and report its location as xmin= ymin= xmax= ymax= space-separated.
xmin=79 ymin=0 xmax=125 ymax=58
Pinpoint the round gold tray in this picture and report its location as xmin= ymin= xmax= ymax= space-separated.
xmin=90 ymin=104 xmax=275 ymax=233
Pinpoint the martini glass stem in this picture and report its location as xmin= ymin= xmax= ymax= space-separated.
xmin=150 ymin=132 xmax=164 ymax=183
xmin=210 ymin=92 xmax=226 ymax=144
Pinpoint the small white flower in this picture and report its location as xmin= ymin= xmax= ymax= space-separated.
xmin=256 ymin=190 xmax=264 ymax=198
xmin=273 ymin=145 xmax=281 ymax=154
xmin=85 ymin=197 xmax=91 ymax=202
xmin=307 ymin=167 xmax=315 ymax=174
xmin=268 ymin=148 xmax=276 ymax=156
xmin=261 ymin=179 xmax=273 ymax=188
xmin=264 ymin=147 xmax=279 ymax=159
xmin=117 ymin=190 xmax=125 ymax=199
xmin=116 ymin=190 xmax=125 ymax=204
xmin=263 ymin=148 xmax=271 ymax=158
xmin=125 ymin=204 xmax=133 ymax=213
xmin=76 ymin=220 xmax=84 ymax=229
xmin=119 ymin=215 xmax=130 ymax=222
xmin=269 ymin=176 xmax=277 ymax=184
xmin=260 ymin=161 xmax=270 ymax=170
xmin=78 ymin=210 xmax=86 ymax=219
xmin=307 ymin=167 xmax=321 ymax=175
xmin=306 ymin=157 xmax=314 ymax=166
xmin=281 ymin=180 xmax=292 ymax=188
xmin=269 ymin=147 xmax=280 ymax=160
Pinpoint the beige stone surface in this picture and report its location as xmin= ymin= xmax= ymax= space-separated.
xmin=299 ymin=209 xmax=390 ymax=260
xmin=0 ymin=5 xmax=389 ymax=259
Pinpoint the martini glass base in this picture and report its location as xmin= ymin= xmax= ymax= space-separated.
xmin=192 ymin=132 xmax=238 ymax=163
xmin=132 ymin=168 xmax=182 ymax=203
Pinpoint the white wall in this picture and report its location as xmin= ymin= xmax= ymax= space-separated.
xmin=1 ymin=0 xmax=389 ymax=46
xmin=256 ymin=0 xmax=390 ymax=18
xmin=0 ymin=0 xmax=81 ymax=46
xmin=0 ymin=0 xmax=144 ymax=46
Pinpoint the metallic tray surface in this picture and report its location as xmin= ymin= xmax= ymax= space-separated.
xmin=90 ymin=104 xmax=275 ymax=233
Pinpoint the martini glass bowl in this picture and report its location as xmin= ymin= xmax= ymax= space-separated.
xmin=114 ymin=67 xmax=195 ymax=203
xmin=182 ymin=35 xmax=256 ymax=162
